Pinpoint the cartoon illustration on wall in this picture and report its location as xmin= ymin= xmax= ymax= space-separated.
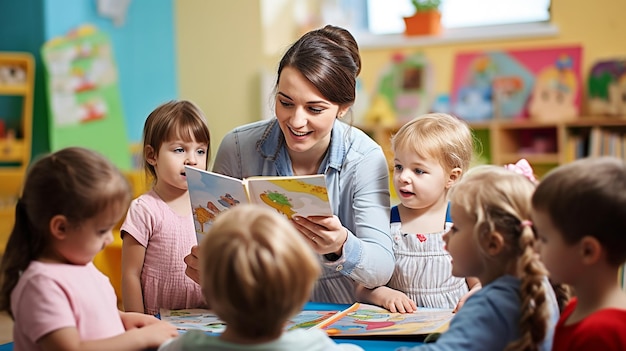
xmin=451 ymin=46 xmax=581 ymax=122
xmin=452 ymin=52 xmax=534 ymax=121
xmin=42 ymin=24 xmax=131 ymax=170
xmin=529 ymin=55 xmax=578 ymax=122
xmin=588 ymin=59 xmax=626 ymax=116
xmin=370 ymin=52 xmax=434 ymax=124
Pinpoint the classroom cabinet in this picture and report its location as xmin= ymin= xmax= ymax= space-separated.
xmin=0 ymin=52 xmax=35 ymax=251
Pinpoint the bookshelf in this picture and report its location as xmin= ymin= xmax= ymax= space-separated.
xmin=359 ymin=116 xmax=626 ymax=177
xmin=0 ymin=52 xmax=35 ymax=252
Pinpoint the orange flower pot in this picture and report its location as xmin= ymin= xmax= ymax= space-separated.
xmin=403 ymin=10 xmax=442 ymax=36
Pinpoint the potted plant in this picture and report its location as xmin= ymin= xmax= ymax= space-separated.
xmin=403 ymin=0 xmax=442 ymax=36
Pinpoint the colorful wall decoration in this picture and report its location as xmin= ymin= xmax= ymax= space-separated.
xmin=588 ymin=59 xmax=626 ymax=116
xmin=367 ymin=52 xmax=434 ymax=126
xmin=42 ymin=25 xmax=131 ymax=170
xmin=451 ymin=46 xmax=583 ymax=122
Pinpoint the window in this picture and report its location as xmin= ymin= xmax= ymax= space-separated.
xmin=367 ymin=0 xmax=551 ymax=35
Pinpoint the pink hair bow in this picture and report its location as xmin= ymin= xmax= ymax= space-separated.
xmin=504 ymin=159 xmax=537 ymax=183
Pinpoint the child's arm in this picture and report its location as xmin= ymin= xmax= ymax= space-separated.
xmin=120 ymin=311 xmax=163 ymax=329
xmin=453 ymin=277 xmax=482 ymax=313
xmin=37 ymin=320 xmax=178 ymax=351
xmin=355 ymin=284 xmax=417 ymax=313
xmin=121 ymin=233 xmax=148 ymax=313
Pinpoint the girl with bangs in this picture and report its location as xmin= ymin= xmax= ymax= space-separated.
xmin=121 ymin=100 xmax=210 ymax=315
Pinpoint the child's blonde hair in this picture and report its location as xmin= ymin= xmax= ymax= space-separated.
xmin=142 ymin=100 xmax=211 ymax=180
xmin=532 ymin=156 xmax=626 ymax=266
xmin=199 ymin=204 xmax=321 ymax=338
xmin=391 ymin=113 xmax=473 ymax=172
xmin=0 ymin=147 xmax=131 ymax=317
xmin=449 ymin=166 xmax=549 ymax=351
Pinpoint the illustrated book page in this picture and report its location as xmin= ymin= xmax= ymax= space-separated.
xmin=316 ymin=303 xmax=454 ymax=337
xmin=160 ymin=303 xmax=453 ymax=338
xmin=185 ymin=166 xmax=332 ymax=242
xmin=159 ymin=308 xmax=340 ymax=335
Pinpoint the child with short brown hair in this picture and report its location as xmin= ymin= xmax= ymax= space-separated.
xmin=158 ymin=204 xmax=362 ymax=350
xmin=531 ymin=156 xmax=626 ymax=350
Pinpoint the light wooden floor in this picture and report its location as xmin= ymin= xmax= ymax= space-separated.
xmin=0 ymin=311 xmax=12 ymax=345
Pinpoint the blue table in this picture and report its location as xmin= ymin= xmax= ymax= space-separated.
xmin=0 ymin=303 xmax=424 ymax=351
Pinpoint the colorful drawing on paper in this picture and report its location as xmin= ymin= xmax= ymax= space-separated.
xmin=451 ymin=46 xmax=582 ymax=121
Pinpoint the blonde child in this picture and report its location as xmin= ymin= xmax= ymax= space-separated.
xmin=122 ymin=100 xmax=209 ymax=315
xmin=356 ymin=113 xmax=480 ymax=313
xmin=158 ymin=204 xmax=363 ymax=351
xmin=399 ymin=165 xmax=560 ymax=351
xmin=0 ymin=147 xmax=178 ymax=350
xmin=531 ymin=156 xmax=626 ymax=350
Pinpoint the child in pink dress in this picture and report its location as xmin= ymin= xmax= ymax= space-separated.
xmin=121 ymin=100 xmax=210 ymax=315
xmin=0 ymin=147 xmax=177 ymax=350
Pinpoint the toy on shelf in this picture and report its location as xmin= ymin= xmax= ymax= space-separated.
xmin=587 ymin=59 xmax=626 ymax=117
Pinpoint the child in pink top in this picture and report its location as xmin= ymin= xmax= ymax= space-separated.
xmin=532 ymin=157 xmax=626 ymax=350
xmin=122 ymin=100 xmax=210 ymax=315
xmin=0 ymin=147 xmax=177 ymax=350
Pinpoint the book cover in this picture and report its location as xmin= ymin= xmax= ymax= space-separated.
xmin=185 ymin=166 xmax=333 ymax=241
xmin=159 ymin=303 xmax=454 ymax=338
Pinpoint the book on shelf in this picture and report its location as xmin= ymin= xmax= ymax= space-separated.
xmin=159 ymin=303 xmax=454 ymax=339
xmin=185 ymin=166 xmax=333 ymax=242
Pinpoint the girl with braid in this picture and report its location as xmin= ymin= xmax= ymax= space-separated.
xmin=399 ymin=164 xmax=561 ymax=351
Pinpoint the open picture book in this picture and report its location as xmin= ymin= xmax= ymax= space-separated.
xmin=185 ymin=166 xmax=333 ymax=242
xmin=159 ymin=302 xmax=454 ymax=338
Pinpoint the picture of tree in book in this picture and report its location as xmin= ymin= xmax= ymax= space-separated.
xmin=259 ymin=191 xmax=295 ymax=219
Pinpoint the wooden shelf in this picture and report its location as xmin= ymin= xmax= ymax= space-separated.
xmin=0 ymin=52 xmax=35 ymax=252
xmin=0 ymin=139 xmax=25 ymax=162
xmin=500 ymin=153 xmax=560 ymax=165
xmin=360 ymin=115 xmax=626 ymax=177
xmin=0 ymin=52 xmax=34 ymax=173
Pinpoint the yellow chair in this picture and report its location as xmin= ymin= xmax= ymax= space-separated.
xmin=93 ymin=170 xmax=149 ymax=303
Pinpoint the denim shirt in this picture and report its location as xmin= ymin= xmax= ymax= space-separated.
xmin=396 ymin=275 xmax=559 ymax=351
xmin=212 ymin=118 xmax=394 ymax=303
